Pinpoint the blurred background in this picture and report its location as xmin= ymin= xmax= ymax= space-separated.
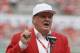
xmin=0 ymin=0 xmax=80 ymax=53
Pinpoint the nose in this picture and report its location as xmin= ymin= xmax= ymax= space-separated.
xmin=45 ymin=17 xmax=50 ymax=20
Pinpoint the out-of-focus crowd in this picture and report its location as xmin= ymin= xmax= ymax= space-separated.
xmin=0 ymin=0 xmax=80 ymax=15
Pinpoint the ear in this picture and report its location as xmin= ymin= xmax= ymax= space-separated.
xmin=32 ymin=17 xmax=35 ymax=25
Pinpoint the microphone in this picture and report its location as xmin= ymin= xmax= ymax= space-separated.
xmin=46 ymin=34 xmax=57 ymax=53
xmin=46 ymin=34 xmax=56 ymax=44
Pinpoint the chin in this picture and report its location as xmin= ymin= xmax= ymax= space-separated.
xmin=42 ymin=27 xmax=50 ymax=32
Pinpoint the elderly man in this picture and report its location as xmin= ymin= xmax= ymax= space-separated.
xmin=6 ymin=3 xmax=70 ymax=53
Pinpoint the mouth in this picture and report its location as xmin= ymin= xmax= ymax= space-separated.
xmin=43 ymin=22 xmax=50 ymax=27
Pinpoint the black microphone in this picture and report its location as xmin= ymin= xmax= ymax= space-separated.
xmin=46 ymin=34 xmax=56 ymax=44
xmin=46 ymin=34 xmax=57 ymax=53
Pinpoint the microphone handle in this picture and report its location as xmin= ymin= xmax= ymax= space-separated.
xmin=47 ymin=34 xmax=56 ymax=53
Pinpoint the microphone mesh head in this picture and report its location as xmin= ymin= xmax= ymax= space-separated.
xmin=47 ymin=34 xmax=56 ymax=44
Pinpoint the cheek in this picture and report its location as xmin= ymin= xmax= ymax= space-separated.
xmin=50 ymin=21 xmax=52 ymax=25
xmin=36 ymin=19 xmax=43 ymax=26
xmin=33 ymin=18 xmax=43 ymax=27
xmin=50 ymin=20 xmax=52 ymax=24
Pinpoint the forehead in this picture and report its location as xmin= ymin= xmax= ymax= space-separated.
xmin=37 ymin=12 xmax=53 ymax=16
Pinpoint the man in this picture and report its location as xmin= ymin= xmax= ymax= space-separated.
xmin=6 ymin=3 xmax=70 ymax=53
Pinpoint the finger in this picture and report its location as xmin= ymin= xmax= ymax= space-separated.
xmin=23 ymin=34 xmax=31 ymax=39
xmin=24 ymin=30 xmax=31 ymax=35
xmin=22 ymin=30 xmax=31 ymax=39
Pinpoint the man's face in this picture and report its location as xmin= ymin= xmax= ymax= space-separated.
xmin=33 ymin=12 xmax=54 ymax=34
